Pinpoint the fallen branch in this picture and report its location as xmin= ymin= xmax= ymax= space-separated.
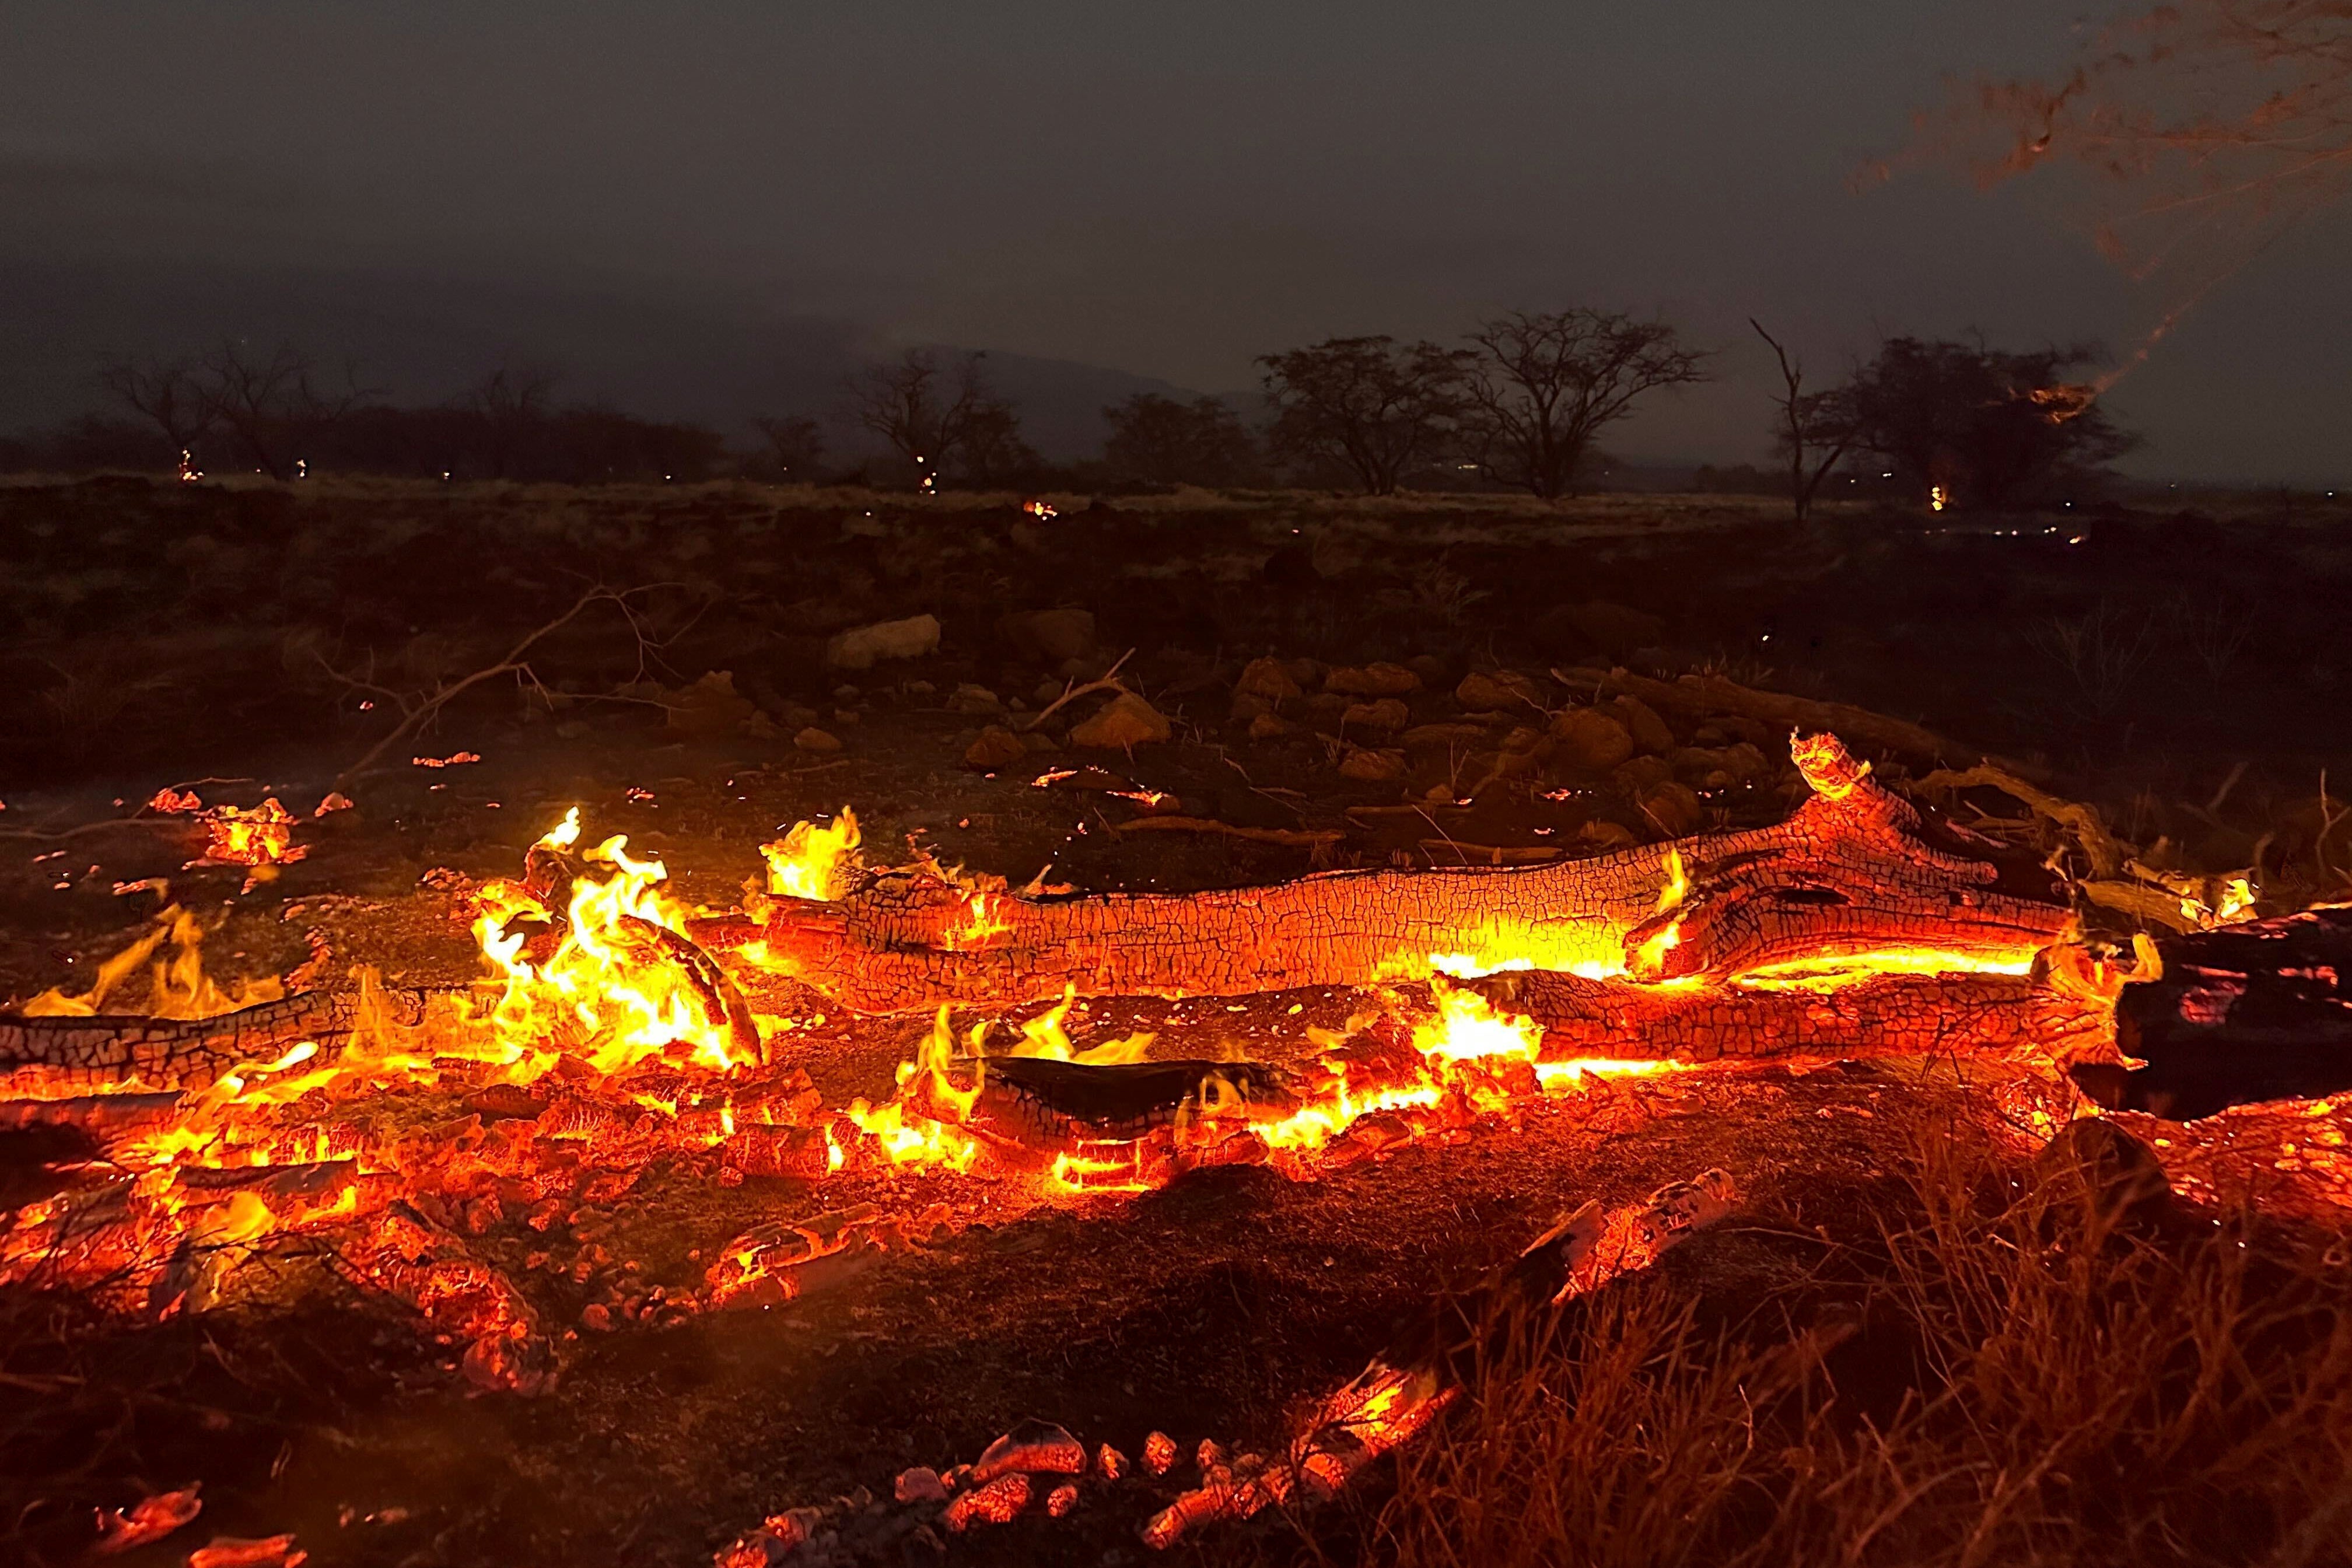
xmin=1107 ymin=816 xmax=1342 ymax=848
xmin=1019 ymin=649 xmax=1135 ymax=733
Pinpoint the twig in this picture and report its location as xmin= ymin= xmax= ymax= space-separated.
xmin=331 ymin=587 xmax=647 ymax=788
xmin=1019 ymin=649 xmax=1136 ymax=732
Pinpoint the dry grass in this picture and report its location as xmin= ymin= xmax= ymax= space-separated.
xmin=1340 ymin=1126 xmax=2352 ymax=1568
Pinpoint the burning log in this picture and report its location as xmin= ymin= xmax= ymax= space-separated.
xmin=1476 ymin=968 xmax=2114 ymax=1066
xmin=338 ymin=1200 xmax=553 ymax=1394
xmin=0 ymin=984 xmax=434 ymax=1091
xmin=713 ymin=733 xmax=2070 ymax=1013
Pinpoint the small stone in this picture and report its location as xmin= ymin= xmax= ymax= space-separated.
xmin=1324 ymin=661 xmax=1421 ymax=696
xmin=1248 ymin=710 xmax=1295 ymax=741
xmin=998 ymin=607 xmax=1097 ymax=663
xmin=665 ymin=670 xmax=757 ymax=740
xmin=1341 ymin=698 xmax=1409 ymax=732
xmin=1233 ymin=656 xmax=1302 ymax=704
xmin=1455 ymin=670 xmax=1546 ymax=712
xmin=1612 ymin=754 xmax=1675 ymax=793
xmin=1339 ymin=747 xmax=1405 ymax=782
xmin=1142 ymin=1432 xmax=1177 ymax=1474
xmin=823 ymin=613 xmax=942 ymax=671
xmin=1045 ymin=1482 xmax=1079 ymax=1518
xmin=793 ymin=727 xmax=843 ymax=753
xmin=1230 ymin=691 xmax=1273 ymax=724
xmin=965 ymin=726 xmax=1028 ymax=770
xmin=895 ymin=1466 xmax=950 ymax=1504
xmin=1032 ymin=678 xmax=1065 ymax=706
xmin=1069 ymin=692 xmax=1171 ymax=750
xmin=1548 ymin=708 xmax=1634 ymax=775
xmin=946 ymin=683 xmax=1003 ymax=715
xmin=1020 ymin=731 xmax=1060 ymax=752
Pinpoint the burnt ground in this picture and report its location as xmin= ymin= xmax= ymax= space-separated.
xmin=5 ymin=477 xmax=2352 ymax=1566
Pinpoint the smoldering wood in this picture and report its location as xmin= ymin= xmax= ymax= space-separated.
xmin=0 ymin=986 xmax=438 ymax=1090
xmin=2078 ymin=905 xmax=2352 ymax=1120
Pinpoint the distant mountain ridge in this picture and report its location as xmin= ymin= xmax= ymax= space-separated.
xmin=0 ymin=254 xmax=1202 ymax=461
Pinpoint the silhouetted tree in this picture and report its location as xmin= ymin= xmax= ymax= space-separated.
xmin=752 ymin=415 xmax=827 ymax=481
xmin=846 ymin=349 xmax=1020 ymax=491
xmin=463 ymin=365 xmax=557 ymax=480
xmin=1750 ymin=320 xmax=1857 ymax=523
xmin=1460 ymin=310 xmax=1708 ymax=499
xmin=97 ymin=354 xmax=215 ymax=463
xmin=954 ymin=402 xmax=1041 ymax=488
xmin=1258 ymin=336 xmax=1469 ymax=495
xmin=1101 ymin=393 xmax=1259 ymax=487
xmin=193 ymin=340 xmax=373 ymax=480
xmin=1836 ymin=338 xmax=2137 ymax=510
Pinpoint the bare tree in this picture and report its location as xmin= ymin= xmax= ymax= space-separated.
xmin=97 ymin=354 xmax=215 ymax=462
xmin=1458 ymin=310 xmax=1708 ymax=501
xmin=1899 ymin=3 xmax=2351 ymax=292
xmin=1749 ymin=320 xmax=1856 ymax=524
xmin=845 ymin=348 xmax=1015 ymax=491
xmin=1102 ymin=393 xmax=1259 ymax=487
xmin=195 ymin=340 xmax=372 ymax=480
xmin=752 ymin=414 xmax=827 ymax=481
xmin=463 ymin=365 xmax=556 ymax=480
xmin=1258 ymin=336 xmax=1470 ymax=495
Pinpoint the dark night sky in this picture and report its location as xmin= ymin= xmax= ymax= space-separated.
xmin=3 ymin=2 xmax=2345 ymax=481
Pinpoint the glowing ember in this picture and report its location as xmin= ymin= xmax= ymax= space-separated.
xmin=187 ymin=798 xmax=307 ymax=871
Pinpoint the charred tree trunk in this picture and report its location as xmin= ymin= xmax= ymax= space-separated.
xmin=705 ymin=734 xmax=2070 ymax=1013
xmin=2077 ymin=905 xmax=2352 ymax=1119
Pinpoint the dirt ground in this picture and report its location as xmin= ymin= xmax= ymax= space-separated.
xmin=5 ymin=477 xmax=2352 ymax=1566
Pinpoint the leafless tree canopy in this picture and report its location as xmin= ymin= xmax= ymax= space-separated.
xmin=1258 ymin=336 xmax=1471 ymax=496
xmin=1749 ymin=320 xmax=1856 ymax=524
xmin=1460 ymin=310 xmax=1709 ymax=500
xmin=96 ymin=355 xmax=214 ymax=456
xmin=1102 ymin=394 xmax=1259 ymax=487
xmin=1906 ymin=2 xmax=2352 ymax=281
xmin=845 ymin=349 xmax=1027 ymax=489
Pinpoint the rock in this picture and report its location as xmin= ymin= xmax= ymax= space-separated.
xmin=965 ymin=726 xmax=1028 ymax=770
xmin=1402 ymin=721 xmax=1490 ymax=748
xmin=1229 ymin=691 xmax=1273 ymax=724
xmin=1340 ymin=698 xmax=1410 ymax=732
xmin=1499 ymin=724 xmax=1546 ymax=757
xmin=1233 ymin=657 xmax=1303 ymax=704
xmin=1247 ymin=710 xmax=1295 ymax=741
xmin=1069 ymin=692 xmax=1171 ymax=750
xmin=946 ymin=683 xmax=1003 ymax=715
xmin=824 ymin=614 xmax=942 ymax=671
xmin=975 ymin=1419 xmax=1087 ymax=1482
xmin=793 ymin=727 xmax=844 ymax=754
xmin=1407 ymin=653 xmax=1449 ymax=684
xmin=2031 ymin=1119 xmax=2171 ymax=1223
xmin=1031 ymin=678 xmax=1064 ymax=707
xmin=1324 ymin=661 xmax=1422 ymax=696
xmin=1339 ymin=746 xmax=1405 ymax=782
xmin=1580 ymin=818 xmax=1640 ymax=850
xmin=739 ymin=710 xmax=782 ymax=742
xmin=1564 ymin=601 xmax=1666 ymax=655
xmin=895 ymin=1467 xmax=951 ymax=1504
xmin=1609 ymin=694 xmax=1675 ymax=755
xmin=1455 ymin=670 xmax=1546 ymax=713
xmin=1547 ymin=708 xmax=1634 ymax=775
xmin=1020 ymin=730 xmax=1060 ymax=752
xmin=1611 ymin=754 xmax=1675 ymax=793
xmin=997 ymin=608 xmax=1096 ymax=663
xmin=1637 ymin=779 xmax=1704 ymax=836
xmin=666 ymin=670 xmax=757 ymax=741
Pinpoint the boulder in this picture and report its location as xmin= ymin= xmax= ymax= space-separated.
xmin=823 ymin=613 xmax=941 ymax=671
xmin=1339 ymin=746 xmax=1406 ymax=782
xmin=1455 ymin=670 xmax=1546 ymax=713
xmin=1324 ymin=662 xmax=1422 ymax=697
xmin=1070 ymin=692 xmax=1172 ymax=750
xmin=1247 ymin=710 xmax=1296 ymax=741
xmin=998 ymin=608 xmax=1097 ymax=663
xmin=1608 ymin=694 xmax=1675 ymax=755
xmin=1637 ymin=780 xmax=1704 ymax=836
xmin=946 ymin=683 xmax=1004 ymax=715
xmin=1547 ymin=708 xmax=1635 ymax=775
xmin=1341 ymin=698 xmax=1410 ymax=732
xmin=965 ymin=726 xmax=1028 ymax=771
xmin=1564 ymin=601 xmax=1666 ymax=656
xmin=1233 ymin=657 xmax=1303 ymax=704
xmin=665 ymin=670 xmax=757 ymax=741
